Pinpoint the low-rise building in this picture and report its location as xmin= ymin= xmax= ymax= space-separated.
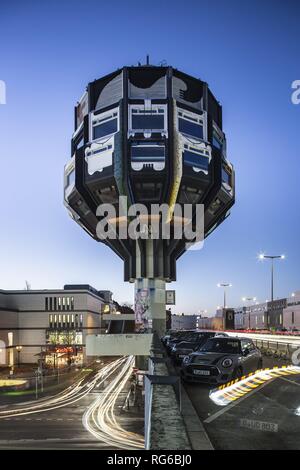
xmin=234 ymin=307 xmax=246 ymax=330
xmin=283 ymin=291 xmax=300 ymax=331
xmin=267 ymin=298 xmax=287 ymax=330
xmin=0 ymin=285 xmax=114 ymax=367
xmin=171 ymin=314 xmax=197 ymax=330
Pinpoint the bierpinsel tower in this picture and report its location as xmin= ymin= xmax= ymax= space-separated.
xmin=64 ymin=60 xmax=235 ymax=335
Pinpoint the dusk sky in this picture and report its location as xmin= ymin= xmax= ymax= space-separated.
xmin=0 ymin=0 xmax=299 ymax=315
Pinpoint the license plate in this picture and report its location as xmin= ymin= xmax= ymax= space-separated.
xmin=193 ymin=369 xmax=210 ymax=376
xmin=179 ymin=355 xmax=186 ymax=358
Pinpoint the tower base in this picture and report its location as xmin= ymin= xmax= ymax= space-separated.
xmin=134 ymin=278 xmax=166 ymax=337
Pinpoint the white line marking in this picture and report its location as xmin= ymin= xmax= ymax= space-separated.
xmin=204 ymin=380 xmax=273 ymax=424
xmin=279 ymin=377 xmax=300 ymax=387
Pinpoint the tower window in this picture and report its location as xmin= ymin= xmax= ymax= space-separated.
xmin=178 ymin=108 xmax=205 ymax=141
xmin=91 ymin=108 xmax=119 ymax=142
xmin=129 ymin=105 xmax=167 ymax=134
xmin=131 ymin=143 xmax=165 ymax=171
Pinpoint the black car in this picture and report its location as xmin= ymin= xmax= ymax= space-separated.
xmin=165 ymin=330 xmax=197 ymax=354
xmin=171 ymin=332 xmax=228 ymax=365
xmin=181 ymin=336 xmax=263 ymax=384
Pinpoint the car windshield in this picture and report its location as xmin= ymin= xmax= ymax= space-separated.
xmin=199 ymin=338 xmax=241 ymax=354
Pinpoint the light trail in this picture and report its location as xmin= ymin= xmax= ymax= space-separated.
xmin=226 ymin=331 xmax=300 ymax=346
xmin=83 ymin=355 xmax=144 ymax=450
xmin=0 ymin=357 xmax=125 ymax=418
xmin=209 ymin=365 xmax=300 ymax=406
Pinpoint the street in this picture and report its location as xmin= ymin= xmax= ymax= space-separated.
xmin=0 ymin=357 xmax=144 ymax=450
xmin=184 ymin=357 xmax=300 ymax=449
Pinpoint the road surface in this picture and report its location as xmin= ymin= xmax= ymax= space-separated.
xmin=0 ymin=357 xmax=144 ymax=449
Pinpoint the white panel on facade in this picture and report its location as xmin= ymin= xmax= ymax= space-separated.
xmin=86 ymin=333 xmax=153 ymax=356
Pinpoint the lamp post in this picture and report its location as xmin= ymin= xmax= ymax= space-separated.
xmin=16 ymin=345 xmax=22 ymax=367
xmin=242 ymin=297 xmax=257 ymax=329
xmin=258 ymin=254 xmax=285 ymax=303
xmin=217 ymin=283 xmax=232 ymax=309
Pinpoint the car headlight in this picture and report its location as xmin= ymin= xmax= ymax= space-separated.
xmin=221 ymin=358 xmax=233 ymax=368
xmin=183 ymin=356 xmax=191 ymax=364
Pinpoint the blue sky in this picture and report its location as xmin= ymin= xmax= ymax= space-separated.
xmin=0 ymin=0 xmax=299 ymax=315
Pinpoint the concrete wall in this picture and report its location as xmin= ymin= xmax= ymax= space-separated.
xmin=86 ymin=333 xmax=153 ymax=356
xmin=148 ymin=361 xmax=191 ymax=450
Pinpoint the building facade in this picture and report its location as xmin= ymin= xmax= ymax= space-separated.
xmin=283 ymin=291 xmax=300 ymax=331
xmin=234 ymin=306 xmax=246 ymax=330
xmin=171 ymin=314 xmax=197 ymax=330
xmin=0 ymin=285 xmax=113 ymax=367
xmin=267 ymin=298 xmax=287 ymax=330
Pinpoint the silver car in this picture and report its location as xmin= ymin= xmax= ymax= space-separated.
xmin=181 ymin=336 xmax=263 ymax=384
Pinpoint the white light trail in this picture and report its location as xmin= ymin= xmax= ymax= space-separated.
xmin=0 ymin=358 xmax=125 ymax=418
xmin=82 ymin=355 xmax=144 ymax=450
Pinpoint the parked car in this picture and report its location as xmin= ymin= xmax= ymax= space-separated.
xmin=171 ymin=331 xmax=228 ymax=365
xmin=164 ymin=330 xmax=197 ymax=354
xmin=181 ymin=336 xmax=263 ymax=384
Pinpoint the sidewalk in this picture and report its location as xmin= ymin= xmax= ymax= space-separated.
xmin=0 ymin=366 xmax=86 ymax=406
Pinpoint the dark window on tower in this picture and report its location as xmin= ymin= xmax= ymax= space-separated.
xmin=49 ymin=297 xmax=53 ymax=311
xmin=179 ymin=118 xmax=203 ymax=140
xmin=45 ymin=297 xmax=49 ymax=311
xmin=93 ymin=118 xmax=118 ymax=140
xmin=212 ymin=131 xmax=222 ymax=149
xmin=132 ymin=114 xmax=164 ymax=130
xmin=292 ymin=311 xmax=295 ymax=324
xmin=131 ymin=145 xmax=165 ymax=162
xmin=222 ymin=167 xmax=231 ymax=186
xmin=184 ymin=150 xmax=209 ymax=171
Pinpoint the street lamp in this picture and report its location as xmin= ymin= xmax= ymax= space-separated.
xmin=217 ymin=283 xmax=232 ymax=309
xmin=242 ymin=297 xmax=257 ymax=329
xmin=16 ymin=345 xmax=22 ymax=367
xmin=258 ymin=253 xmax=285 ymax=303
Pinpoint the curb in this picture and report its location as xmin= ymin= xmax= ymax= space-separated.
xmin=167 ymin=360 xmax=214 ymax=450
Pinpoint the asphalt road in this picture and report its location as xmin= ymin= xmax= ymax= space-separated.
xmin=184 ymin=357 xmax=300 ymax=450
xmin=0 ymin=358 xmax=144 ymax=450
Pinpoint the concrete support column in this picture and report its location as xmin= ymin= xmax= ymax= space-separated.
xmin=134 ymin=278 xmax=166 ymax=337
